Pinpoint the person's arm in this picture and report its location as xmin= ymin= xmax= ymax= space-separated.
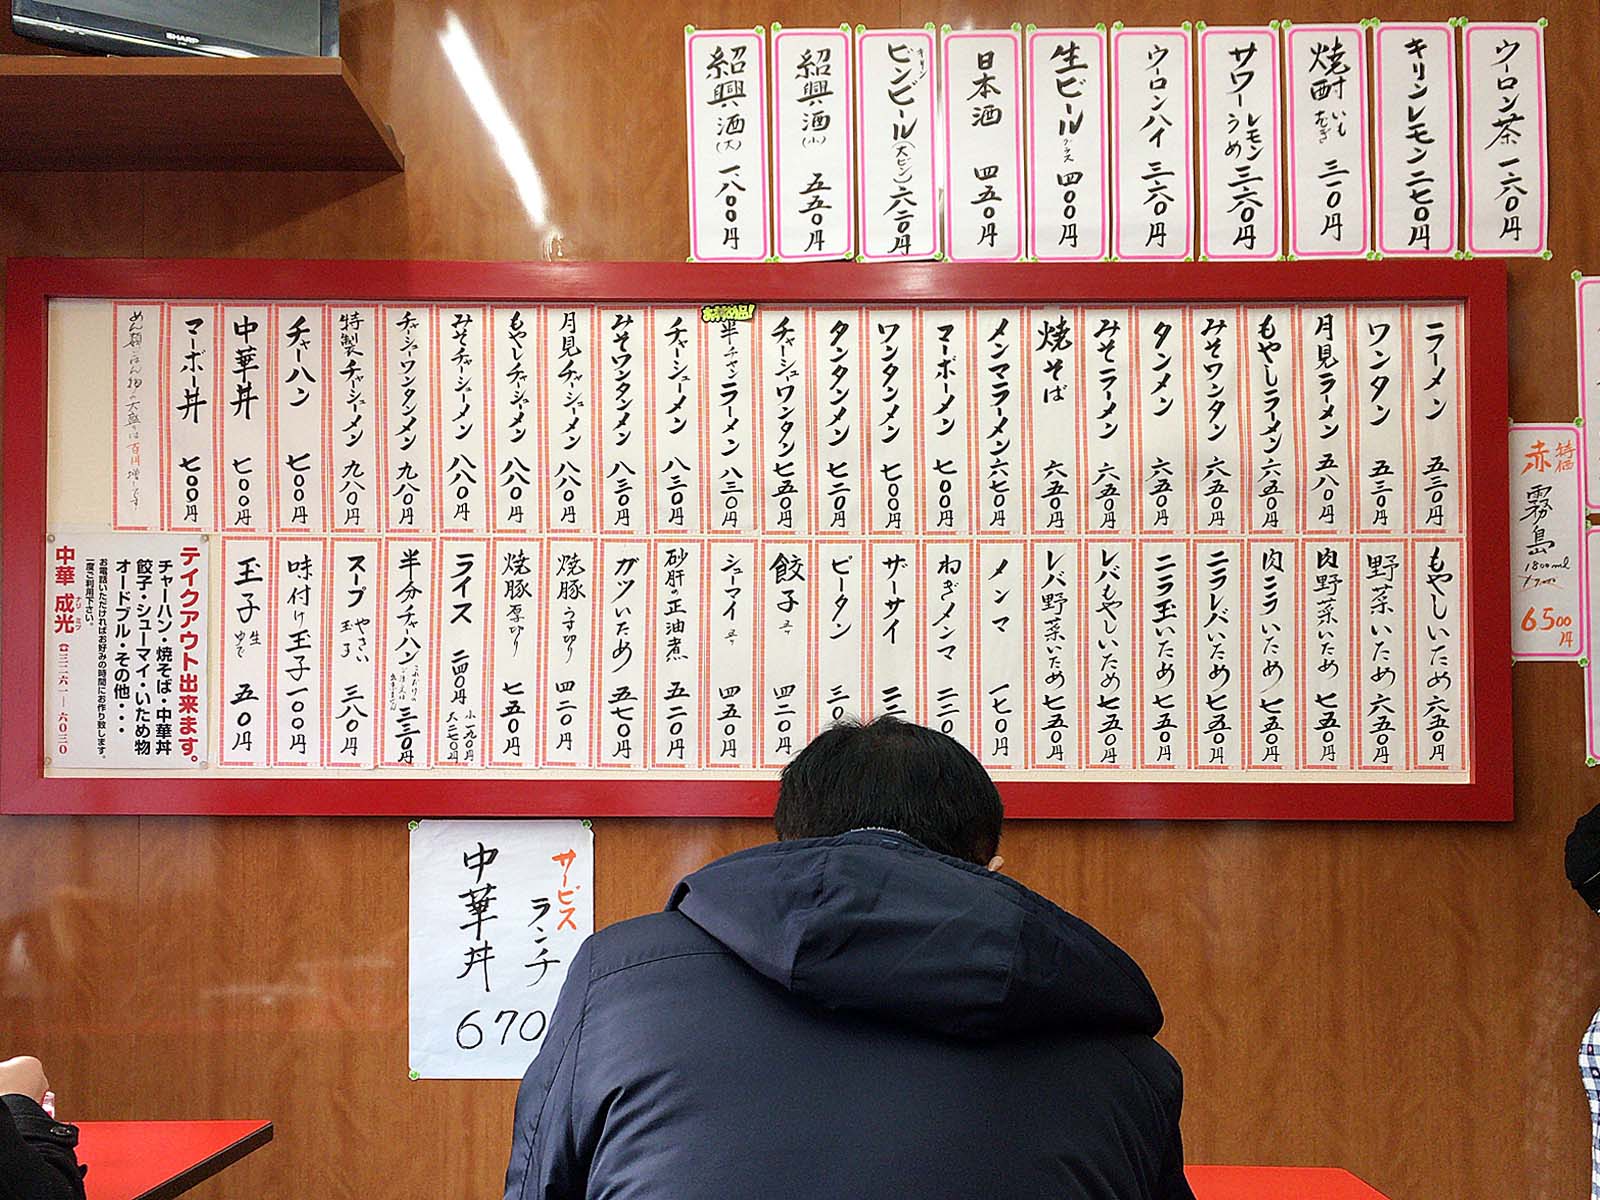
xmin=0 ymin=1058 xmax=84 ymax=1200
xmin=1157 ymin=1060 xmax=1196 ymax=1200
xmin=503 ymin=938 xmax=595 ymax=1200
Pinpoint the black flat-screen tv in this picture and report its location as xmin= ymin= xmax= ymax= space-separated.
xmin=11 ymin=0 xmax=339 ymax=57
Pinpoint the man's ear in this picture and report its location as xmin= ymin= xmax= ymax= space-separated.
xmin=986 ymin=855 xmax=1004 ymax=874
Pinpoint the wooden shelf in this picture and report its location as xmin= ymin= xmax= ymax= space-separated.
xmin=0 ymin=55 xmax=402 ymax=171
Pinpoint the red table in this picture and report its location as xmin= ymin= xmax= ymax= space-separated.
xmin=74 ymin=1120 xmax=273 ymax=1200
xmin=1188 ymin=1166 xmax=1391 ymax=1199
xmin=67 ymin=1129 xmax=1376 ymax=1200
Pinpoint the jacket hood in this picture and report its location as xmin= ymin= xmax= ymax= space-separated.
xmin=667 ymin=830 xmax=1163 ymax=1041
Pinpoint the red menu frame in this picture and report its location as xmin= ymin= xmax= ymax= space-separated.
xmin=1 ymin=257 xmax=1511 ymax=818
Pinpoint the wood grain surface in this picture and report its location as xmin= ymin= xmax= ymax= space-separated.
xmin=1 ymin=3 xmax=1597 ymax=1198
xmin=0 ymin=55 xmax=403 ymax=171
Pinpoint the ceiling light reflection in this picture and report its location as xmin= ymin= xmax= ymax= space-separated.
xmin=439 ymin=11 xmax=550 ymax=228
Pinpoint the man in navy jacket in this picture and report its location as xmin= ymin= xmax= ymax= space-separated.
xmin=505 ymin=717 xmax=1193 ymax=1200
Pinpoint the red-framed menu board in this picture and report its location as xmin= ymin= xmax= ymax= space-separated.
xmin=1 ymin=258 xmax=1510 ymax=818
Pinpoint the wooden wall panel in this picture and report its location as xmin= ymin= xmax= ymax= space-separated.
xmin=1 ymin=2 xmax=1597 ymax=1198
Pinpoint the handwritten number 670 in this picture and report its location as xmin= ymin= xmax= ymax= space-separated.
xmin=456 ymin=1009 xmax=549 ymax=1049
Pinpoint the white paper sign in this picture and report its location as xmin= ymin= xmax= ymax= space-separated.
xmin=1409 ymin=305 xmax=1463 ymax=534
xmin=331 ymin=307 xmax=380 ymax=533
xmin=1462 ymin=21 xmax=1548 ymax=257
xmin=920 ymin=310 xmax=972 ymax=531
xmin=1357 ymin=539 xmax=1407 ymax=770
xmin=685 ymin=28 xmax=771 ymax=262
xmin=1248 ymin=540 xmax=1298 ymax=767
xmin=816 ymin=541 xmax=866 ymax=726
xmin=438 ymin=308 xmax=489 ymax=533
xmin=977 ymin=541 xmax=1024 ymax=764
xmin=275 ymin=306 xmax=325 ymax=533
xmin=1245 ymin=307 xmax=1297 ymax=533
xmin=942 ymin=27 xmax=1025 ymax=262
xmin=976 ymin=307 xmax=1024 ymax=532
xmin=1197 ymin=25 xmax=1282 ymax=261
xmin=219 ymin=537 xmax=270 ymax=767
xmin=1111 ymin=26 xmax=1195 ymax=261
xmin=599 ymin=310 xmax=647 ymax=533
xmin=1373 ymin=22 xmax=1460 ymax=257
xmin=1136 ymin=307 xmax=1189 ymax=533
xmin=1195 ymin=540 xmax=1244 ymax=768
xmin=1027 ymin=28 xmax=1111 ymax=261
xmin=327 ymin=538 xmax=379 ymax=769
xmin=654 ymin=540 xmax=702 ymax=766
xmin=759 ymin=309 xmax=810 ymax=532
xmin=491 ymin=308 xmax=540 ymax=533
xmin=707 ymin=317 xmax=757 ymax=530
xmin=1031 ymin=540 xmax=1080 ymax=766
xmin=1301 ymin=539 xmax=1354 ymax=768
xmin=596 ymin=540 xmax=648 ymax=767
xmin=1355 ymin=305 xmax=1404 ymax=531
xmin=1284 ymin=24 xmax=1371 ymax=259
xmin=166 ymin=305 xmax=217 ymax=531
xmin=384 ymin=306 xmax=435 ymax=533
xmin=1299 ymin=306 xmax=1354 ymax=532
xmin=1139 ymin=540 xmax=1190 ymax=767
xmin=924 ymin=541 xmax=973 ymax=747
xmin=543 ymin=539 xmax=595 ymax=768
xmin=652 ymin=309 xmax=701 ymax=533
xmin=1084 ymin=540 xmax=1135 ymax=766
xmin=1578 ymin=278 xmax=1600 ymax=509
xmin=1192 ymin=308 xmax=1243 ymax=531
xmin=762 ymin=540 xmax=811 ymax=765
xmin=1084 ymin=308 xmax=1134 ymax=531
xmin=381 ymin=538 xmax=436 ymax=768
xmin=773 ymin=26 xmax=854 ymax=261
xmin=856 ymin=27 xmax=939 ymax=261
xmin=221 ymin=306 xmax=270 ymax=533
xmin=707 ymin=540 xmax=757 ymax=765
xmin=409 ymin=819 xmax=593 ymax=1080
xmin=1585 ymin=528 xmax=1600 ymax=763
xmin=46 ymin=532 xmax=209 ymax=768
xmin=545 ymin=308 xmax=595 ymax=533
xmin=273 ymin=538 xmax=324 ymax=766
xmin=435 ymin=539 xmax=487 ymax=767
xmin=1510 ymin=423 xmax=1585 ymax=660
xmin=872 ymin=541 xmax=920 ymax=722
xmin=813 ymin=309 xmax=863 ymax=531
xmin=1411 ymin=539 xmax=1466 ymax=770
xmin=867 ymin=309 xmax=914 ymax=533
xmin=1029 ymin=306 xmax=1081 ymax=532
xmin=487 ymin=538 xmax=541 ymax=767
xmin=113 ymin=303 xmax=155 ymax=529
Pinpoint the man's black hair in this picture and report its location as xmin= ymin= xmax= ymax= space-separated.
xmin=1567 ymin=802 xmax=1600 ymax=912
xmin=774 ymin=716 xmax=1003 ymax=865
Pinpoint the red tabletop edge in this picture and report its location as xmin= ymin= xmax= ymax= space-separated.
xmin=1187 ymin=1165 xmax=1392 ymax=1199
xmin=74 ymin=1120 xmax=273 ymax=1200
xmin=68 ymin=1127 xmax=1376 ymax=1200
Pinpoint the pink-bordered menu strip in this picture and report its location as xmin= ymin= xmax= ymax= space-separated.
xmin=1110 ymin=25 xmax=1195 ymax=262
xmin=771 ymin=26 xmax=855 ymax=262
xmin=941 ymin=26 xmax=1025 ymax=263
xmin=1196 ymin=24 xmax=1282 ymax=261
xmin=1509 ymin=422 xmax=1586 ymax=662
xmin=855 ymin=27 xmax=940 ymax=261
xmin=1284 ymin=23 xmax=1372 ymax=260
xmin=1025 ymin=27 xmax=1111 ymax=262
xmin=1372 ymin=21 xmax=1459 ymax=258
xmin=685 ymin=28 xmax=771 ymax=263
xmin=1462 ymin=21 xmax=1549 ymax=258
